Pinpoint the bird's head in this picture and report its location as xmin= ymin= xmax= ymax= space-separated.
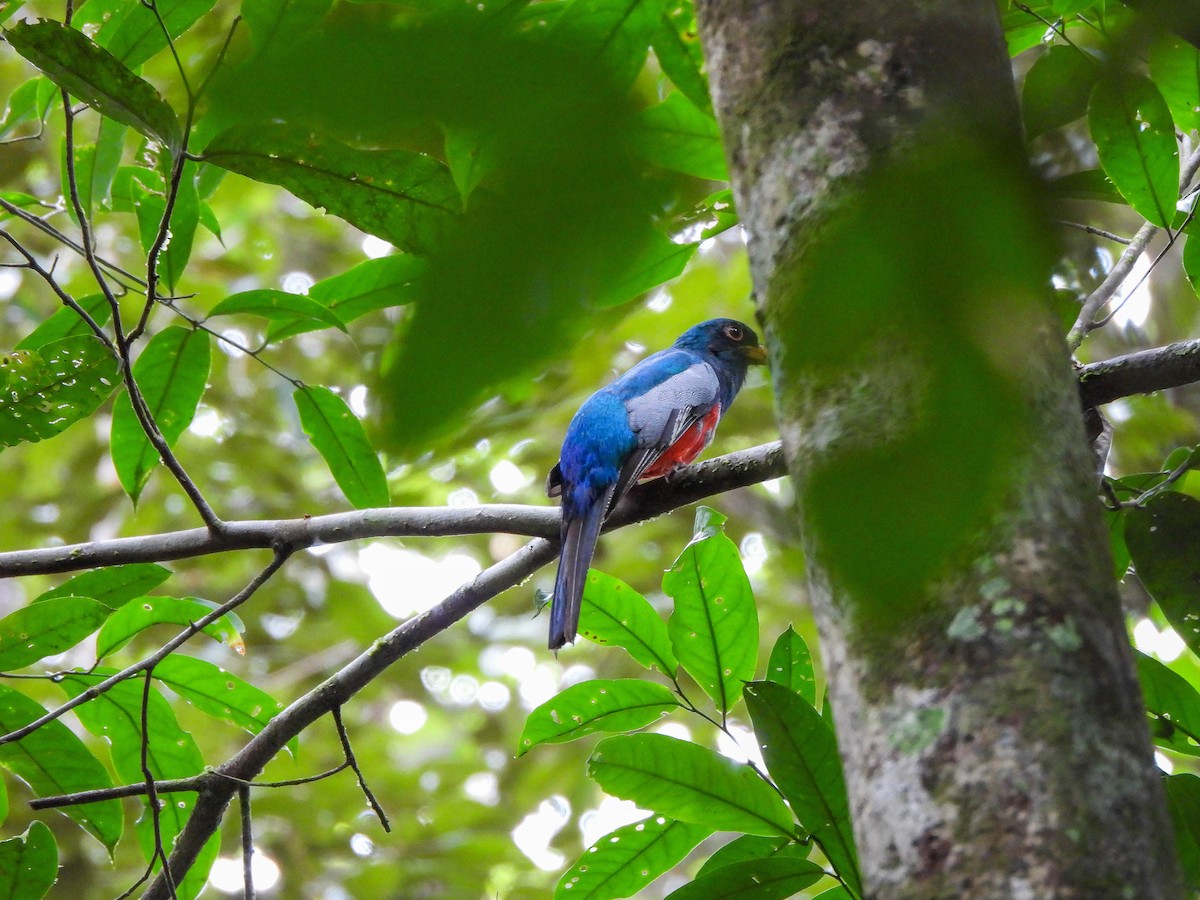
xmin=675 ymin=318 xmax=767 ymax=365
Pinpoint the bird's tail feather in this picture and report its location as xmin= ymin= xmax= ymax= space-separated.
xmin=549 ymin=497 xmax=609 ymax=650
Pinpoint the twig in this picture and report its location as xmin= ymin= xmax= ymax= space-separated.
xmin=239 ymin=784 xmax=255 ymax=900
xmin=0 ymin=550 xmax=289 ymax=747
xmin=1052 ymin=220 xmax=1132 ymax=245
xmin=333 ymin=706 xmax=390 ymax=832
xmin=140 ymin=667 xmax=178 ymax=900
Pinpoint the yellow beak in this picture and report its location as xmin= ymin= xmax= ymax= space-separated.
xmin=742 ymin=344 xmax=768 ymax=364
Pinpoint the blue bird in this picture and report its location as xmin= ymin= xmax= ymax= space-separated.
xmin=546 ymin=318 xmax=767 ymax=649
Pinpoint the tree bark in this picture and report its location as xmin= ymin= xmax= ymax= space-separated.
xmin=696 ymin=1 xmax=1182 ymax=898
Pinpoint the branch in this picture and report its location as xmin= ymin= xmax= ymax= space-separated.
xmin=0 ymin=442 xmax=784 ymax=577
xmin=1078 ymin=338 xmax=1200 ymax=407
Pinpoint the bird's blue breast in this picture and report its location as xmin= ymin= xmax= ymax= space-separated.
xmin=559 ymin=391 xmax=637 ymax=514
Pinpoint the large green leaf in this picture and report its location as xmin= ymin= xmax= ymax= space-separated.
xmin=1137 ymin=651 xmax=1200 ymax=756
xmin=294 ymin=385 xmax=390 ymax=509
xmin=1022 ymin=45 xmax=1099 ymax=139
xmin=555 ymin=815 xmax=710 ymax=900
xmin=765 ymin=626 xmax=816 ymax=707
xmin=268 ymin=255 xmax=425 ymax=341
xmin=519 ymin=679 xmax=678 ymax=754
xmin=95 ymin=596 xmax=245 ymax=659
xmin=1126 ymin=494 xmax=1200 ymax=659
xmin=664 ymin=857 xmax=827 ymax=900
xmin=152 ymin=654 xmax=294 ymax=754
xmin=15 ymin=294 xmax=112 ymax=350
xmin=651 ymin=4 xmax=710 ymax=113
xmin=4 ymin=19 xmax=181 ymax=151
xmin=241 ymin=0 xmax=332 ymax=52
xmin=593 ymin=228 xmax=697 ymax=308
xmin=109 ymin=325 xmax=211 ymax=503
xmin=209 ymin=289 xmax=348 ymax=333
xmin=1088 ymin=73 xmax=1179 ymax=227
xmin=664 ymin=524 xmax=758 ymax=716
xmin=694 ymin=834 xmax=807 ymax=878
xmin=1166 ymin=773 xmax=1200 ymax=891
xmin=588 ymin=733 xmax=794 ymax=837
xmin=100 ymin=0 xmax=217 ymax=68
xmin=744 ymin=681 xmax=861 ymax=897
xmin=0 ymin=335 xmax=120 ymax=447
xmin=0 ymin=684 xmax=122 ymax=851
xmin=35 ymin=563 xmax=172 ymax=607
xmin=0 ymin=597 xmax=113 ymax=671
xmin=578 ymin=571 xmax=678 ymax=676
xmin=0 ymin=821 xmax=57 ymax=900
xmin=552 ymin=0 xmax=664 ymax=89
xmin=632 ymin=92 xmax=726 ymax=180
xmin=1149 ymin=36 xmax=1200 ymax=132
xmin=59 ymin=673 xmax=217 ymax=900
xmin=205 ymin=122 xmax=460 ymax=257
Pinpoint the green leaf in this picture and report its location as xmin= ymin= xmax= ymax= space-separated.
xmin=4 ymin=20 xmax=181 ymax=151
xmin=552 ymin=0 xmax=663 ymax=89
xmin=152 ymin=654 xmax=295 ymax=754
xmin=1166 ymin=773 xmax=1200 ymax=891
xmin=0 ymin=597 xmax=113 ymax=671
xmin=0 ymin=335 xmax=120 ymax=447
xmin=1088 ymin=73 xmax=1179 ymax=227
xmin=109 ymin=325 xmax=211 ymax=503
xmin=91 ymin=114 xmax=127 ymax=209
xmin=1126 ymin=494 xmax=1200 ymax=660
xmin=578 ymin=571 xmax=678 ymax=676
xmin=593 ymin=228 xmax=696 ymax=308
xmin=695 ymin=834 xmax=805 ymax=879
xmin=665 ymin=857 xmax=826 ymax=900
xmin=1137 ymin=650 xmax=1200 ymax=756
xmin=0 ymin=821 xmax=58 ymax=900
xmin=15 ymin=294 xmax=113 ymax=350
xmin=664 ymin=526 xmax=758 ymax=716
xmin=443 ymin=126 xmax=500 ymax=208
xmin=242 ymin=0 xmax=332 ymax=52
xmin=519 ymin=679 xmax=678 ymax=754
xmin=95 ymin=596 xmax=245 ymax=659
xmin=651 ymin=5 xmax=710 ymax=113
xmin=35 ymin=563 xmax=172 ymax=607
xmin=1022 ymin=46 xmax=1099 ymax=139
xmin=1183 ymin=224 xmax=1200 ymax=299
xmin=209 ymin=289 xmax=348 ymax=333
xmin=0 ymin=78 xmax=53 ymax=141
xmin=555 ymin=815 xmax=710 ymax=900
xmin=1150 ymin=35 xmax=1200 ymax=132
xmin=59 ymin=673 xmax=217 ymax=899
xmin=588 ymin=733 xmax=794 ymax=837
xmin=633 ymin=92 xmax=726 ymax=181
xmin=743 ymin=681 xmax=862 ymax=897
xmin=0 ymin=684 xmax=122 ymax=851
xmin=1047 ymin=168 xmax=1124 ymax=204
xmin=765 ymin=626 xmax=816 ymax=707
xmin=131 ymin=161 xmax=200 ymax=293
xmin=101 ymin=0 xmax=217 ymax=69
xmin=294 ymin=386 xmax=390 ymax=509
xmin=205 ymin=122 xmax=460 ymax=257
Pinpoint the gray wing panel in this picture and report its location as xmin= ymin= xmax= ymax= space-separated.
xmin=624 ymin=363 xmax=719 ymax=450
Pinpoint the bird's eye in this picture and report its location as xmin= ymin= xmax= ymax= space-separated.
xmin=723 ymin=324 xmax=743 ymax=341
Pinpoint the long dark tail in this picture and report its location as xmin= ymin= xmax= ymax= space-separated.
xmin=548 ymin=497 xmax=609 ymax=650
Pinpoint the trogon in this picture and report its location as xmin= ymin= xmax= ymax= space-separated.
xmin=546 ymin=318 xmax=767 ymax=649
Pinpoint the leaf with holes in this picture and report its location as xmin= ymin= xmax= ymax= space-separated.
xmin=294 ymin=386 xmax=389 ymax=509
xmin=555 ymin=815 xmax=710 ymax=900
xmin=206 ymin=122 xmax=460 ymax=257
xmin=588 ymin=733 xmax=794 ymax=837
xmin=0 ymin=684 xmax=122 ymax=851
xmin=765 ymin=626 xmax=816 ymax=706
xmin=665 ymin=856 xmax=827 ymax=900
xmin=209 ymin=289 xmax=348 ymax=332
xmin=744 ymin=681 xmax=862 ymax=897
xmin=664 ymin=522 xmax=758 ymax=716
xmin=578 ymin=571 xmax=678 ymax=676
xmin=109 ymin=326 xmax=210 ymax=503
xmin=58 ymin=673 xmax=217 ymax=899
xmin=1126 ymin=493 xmax=1200 ymax=659
xmin=35 ymin=563 xmax=171 ymax=607
xmin=0 ymin=821 xmax=57 ymax=900
xmin=0 ymin=597 xmax=113 ymax=670
xmin=0 ymin=335 xmax=119 ymax=448
xmin=1088 ymin=73 xmax=1179 ymax=227
xmin=95 ymin=596 xmax=245 ymax=659
xmin=152 ymin=654 xmax=295 ymax=755
xmin=519 ymin=679 xmax=678 ymax=755
xmin=5 ymin=19 xmax=181 ymax=150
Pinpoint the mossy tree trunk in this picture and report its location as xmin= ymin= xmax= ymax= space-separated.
xmin=695 ymin=1 xmax=1183 ymax=896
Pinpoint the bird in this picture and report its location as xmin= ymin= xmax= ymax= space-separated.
xmin=546 ymin=318 xmax=767 ymax=649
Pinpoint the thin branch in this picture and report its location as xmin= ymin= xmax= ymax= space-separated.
xmin=1052 ymin=220 xmax=1132 ymax=245
xmin=0 ymin=550 xmax=289 ymax=747
xmin=0 ymin=442 xmax=785 ymax=577
xmin=332 ymin=706 xmax=390 ymax=832
xmin=141 ymin=667 xmax=178 ymax=900
xmin=239 ymin=785 xmax=254 ymax=900
xmin=1068 ymin=142 xmax=1200 ymax=350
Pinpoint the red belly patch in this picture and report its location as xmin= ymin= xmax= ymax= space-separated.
xmin=640 ymin=406 xmax=721 ymax=480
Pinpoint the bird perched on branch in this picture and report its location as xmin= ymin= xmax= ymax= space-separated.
xmin=546 ymin=318 xmax=767 ymax=649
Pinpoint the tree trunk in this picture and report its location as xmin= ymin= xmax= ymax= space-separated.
xmin=695 ymin=1 xmax=1182 ymax=897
